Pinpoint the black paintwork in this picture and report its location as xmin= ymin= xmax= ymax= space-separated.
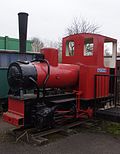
xmin=7 ymin=61 xmax=37 ymax=90
xmin=18 ymin=12 xmax=28 ymax=53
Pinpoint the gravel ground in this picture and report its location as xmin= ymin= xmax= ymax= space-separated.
xmin=0 ymin=116 xmax=15 ymax=132
xmin=0 ymin=132 xmax=120 ymax=154
xmin=0 ymin=117 xmax=120 ymax=154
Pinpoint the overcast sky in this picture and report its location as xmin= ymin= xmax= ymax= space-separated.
xmin=1 ymin=0 xmax=120 ymax=42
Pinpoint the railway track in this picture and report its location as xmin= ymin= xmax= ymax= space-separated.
xmin=11 ymin=119 xmax=90 ymax=145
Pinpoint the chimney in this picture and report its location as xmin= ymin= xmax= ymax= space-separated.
xmin=18 ymin=12 xmax=28 ymax=53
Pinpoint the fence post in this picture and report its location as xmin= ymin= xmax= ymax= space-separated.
xmin=5 ymin=36 xmax=9 ymax=50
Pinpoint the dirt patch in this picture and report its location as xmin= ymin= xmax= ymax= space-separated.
xmin=0 ymin=116 xmax=16 ymax=143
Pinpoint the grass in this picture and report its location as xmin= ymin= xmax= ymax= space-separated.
xmin=100 ymin=121 xmax=120 ymax=135
xmin=74 ymin=119 xmax=120 ymax=136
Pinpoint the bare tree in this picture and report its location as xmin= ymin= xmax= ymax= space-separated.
xmin=31 ymin=37 xmax=44 ymax=52
xmin=44 ymin=39 xmax=62 ymax=50
xmin=66 ymin=17 xmax=100 ymax=35
xmin=43 ymin=39 xmax=62 ymax=62
xmin=104 ymin=48 xmax=111 ymax=56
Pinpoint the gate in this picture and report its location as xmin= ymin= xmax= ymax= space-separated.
xmin=94 ymin=75 xmax=120 ymax=109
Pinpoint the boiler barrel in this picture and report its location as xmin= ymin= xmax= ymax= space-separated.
xmin=7 ymin=61 xmax=79 ymax=90
xmin=34 ymin=63 xmax=79 ymax=88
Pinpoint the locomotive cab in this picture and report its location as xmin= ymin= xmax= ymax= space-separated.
xmin=62 ymin=33 xmax=117 ymax=99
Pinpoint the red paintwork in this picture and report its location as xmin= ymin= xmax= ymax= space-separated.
xmin=41 ymin=48 xmax=58 ymax=66
xmin=3 ymin=33 xmax=117 ymax=127
xmin=78 ymin=65 xmax=109 ymax=99
xmin=62 ymin=33 xmax=116 ymax=99
xmin=8 ymin=97 xmax=24 ymax=116
xmin=62 ymin=33 xmax=116 ymax=66
xmin=3 ymin=112 xmax=23 ymax=127
xmin=33 ymin=33 xmax=116 ymax=99
xmin=3 ymin=97 xmax=24 ymax=126
xmin=33 ymin=62 xmax=79 ymax=88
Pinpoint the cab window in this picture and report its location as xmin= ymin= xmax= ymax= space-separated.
xmin=66 ymin=41 xmax=75 ymax=56
xmin=84 ymin=38 xmax=94 ymax=56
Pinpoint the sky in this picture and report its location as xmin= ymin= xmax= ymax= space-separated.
xmin=0 ymin=0 xmax=120 ymax=43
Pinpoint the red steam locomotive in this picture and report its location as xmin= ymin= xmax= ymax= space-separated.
xmin=3 ymin=13 xmax=117 ymax=129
